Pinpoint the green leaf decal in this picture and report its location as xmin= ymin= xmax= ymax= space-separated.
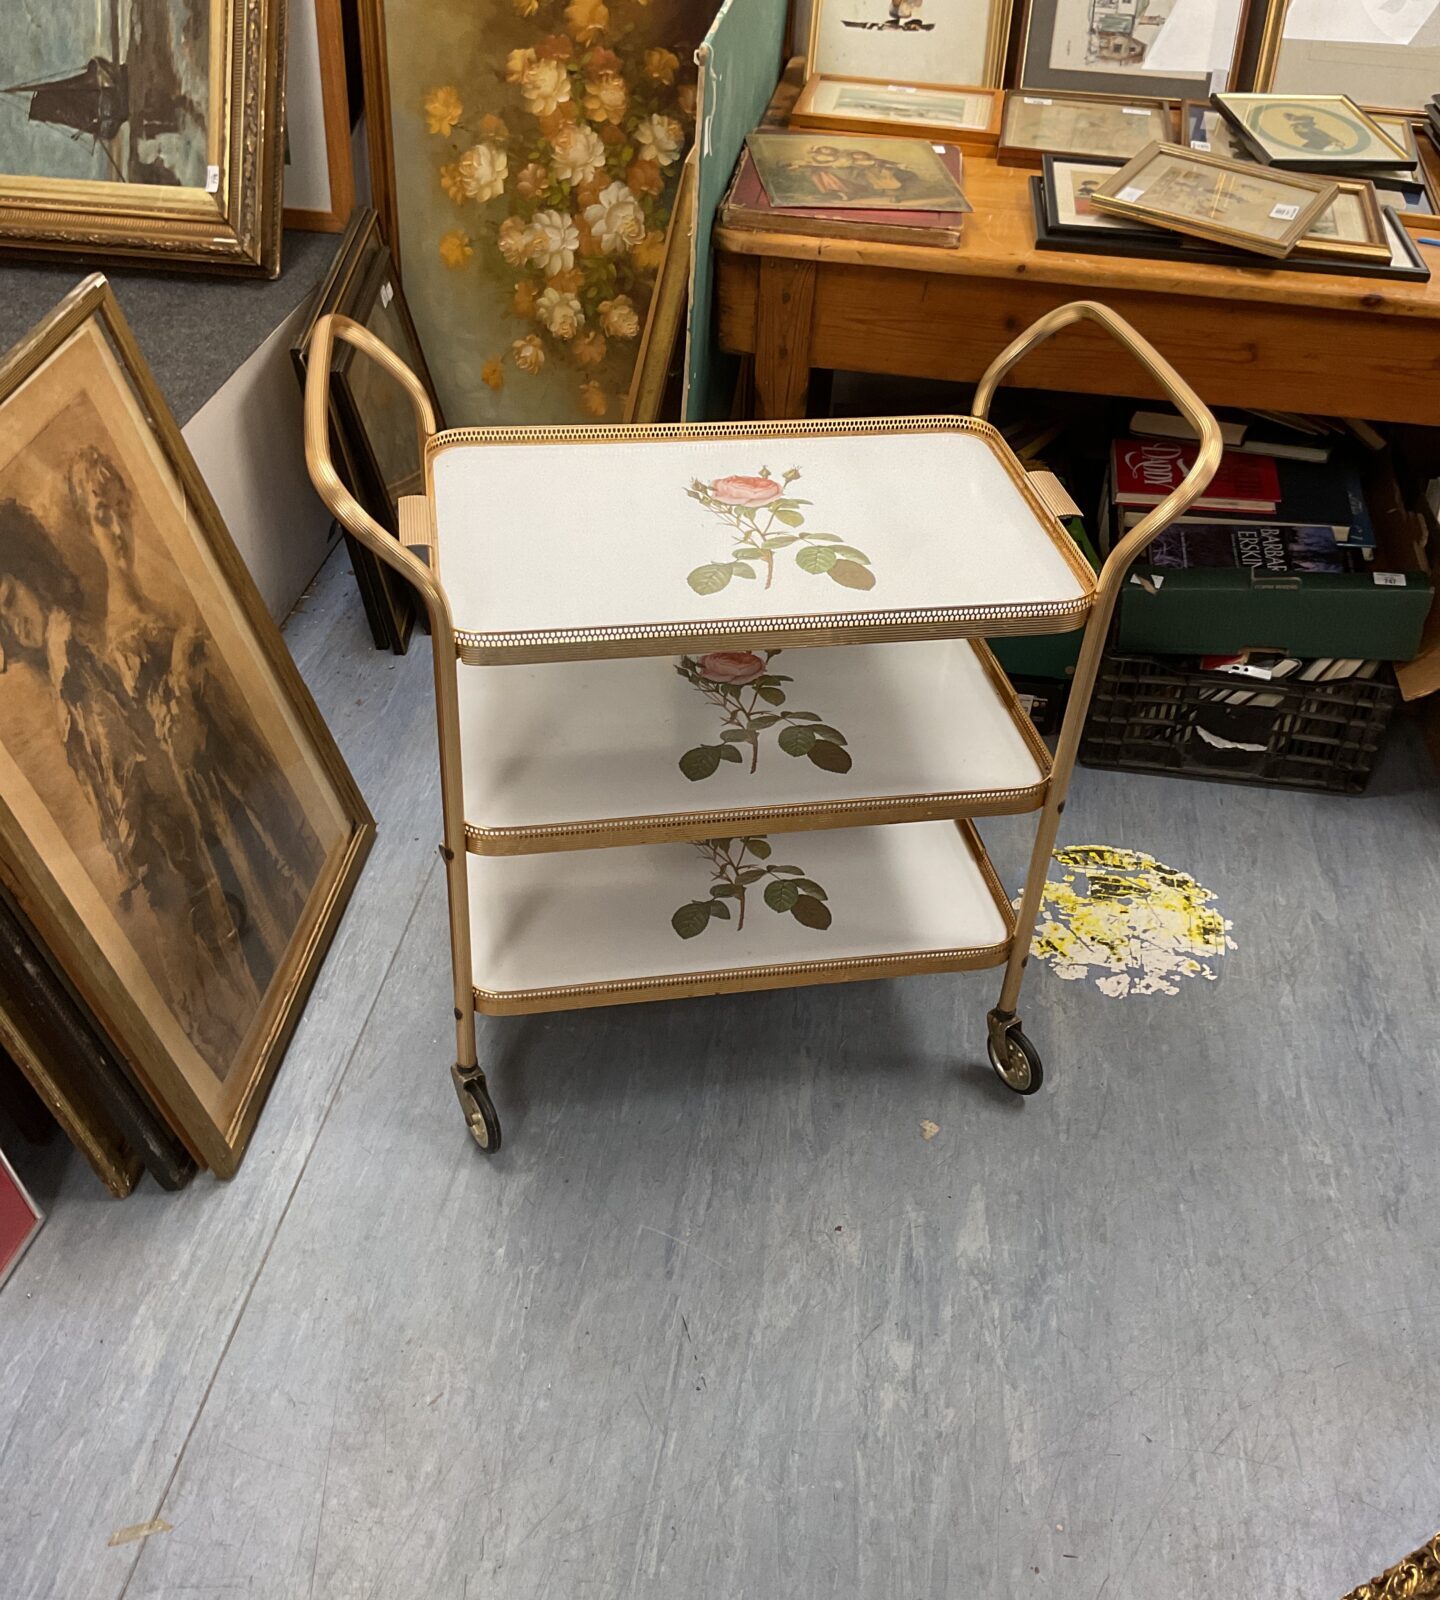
xmin=750 ymin=714 xmax=781 ymax=728
xmin=730 ymin=561 xmax=757 ymax=578
xmin=796 ymin=545 xmax=837 ymax=575
xmin=743 ymin=837 xmax=772 ymax=857
xmin=719 ymin=728 xmax=750 ymax=742
xmin=717 ymin=744 xmax=744 ymax=763
xmin=764 ymin=880 xmax=800 ymax=913
xmin=791 ymin=878 xmax=828 ymax=899
xmin=711 ymin=883 xmax=743 ymax=898
xmin=756 ymin=686 xmax=786 ymax=705
xmin=806 ymin=725 xmax=847 ymax=744
xmin=782 ymin=711 xmax=820 ymax=721
xmin=768 ymin=865 xmax=804 ymax=875
xmin=778 ymin=725 xmax=817 ymax=757
xmin=687 ymin=562 xmax=732 ymax=596
xmin=671 ymin=901 xmax=712 ymax=939
xmin=708 ymin=900 xmax=731 ymax=919
xmin=771 ymin=507 xmax=805 ymax=527
xmin=807 ymin=740 xmax=852 ymax=773
xmin=678 ymin=745 xmax=721 ymax=781
xmin=827 ymin=546 xmax=871 ymax=563
xmin=737 ymin=868 xmax=767 ymax=884
xmin=763 ymin=535 xmax=799 ymax=548
xmin=828 ymin=558 xmax=876 ymax=591
xmin=791 ymin=895 xmax=833 ymax=930
xmin=801 ymin=530 xmax=842 ymax=542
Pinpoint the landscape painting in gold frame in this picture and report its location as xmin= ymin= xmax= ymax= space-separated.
xmin=791 ymin=76 xmax=1002 ymax=148
xmin=806 ymin=0 xmax=1013 ymax=90
xmin=0 ymin=0 xmax=285 ymax=275
xmin=0 ymin=276 xmax=374 ymax=1176
xmin=1253 ymin=0 xmax=1440 ymax=117
xmin=1091 ymin=142 xmax=1337 ymax=258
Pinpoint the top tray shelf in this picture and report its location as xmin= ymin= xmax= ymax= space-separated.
xmin=424 ymin=418 xmax=1095 ymax=665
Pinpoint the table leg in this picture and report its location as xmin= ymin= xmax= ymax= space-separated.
xmin=754 ymin=257 xmax=817 ymax=419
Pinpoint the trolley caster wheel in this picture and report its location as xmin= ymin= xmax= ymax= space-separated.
xmin=451 ymin=1064 xmax=502 ymax=1154
xmin=986 ymin=1017 xmax=1043 ymax=1096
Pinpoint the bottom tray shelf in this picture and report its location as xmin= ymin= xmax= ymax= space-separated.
xmin=467 ymin=820 xmax=1014 ymax=1015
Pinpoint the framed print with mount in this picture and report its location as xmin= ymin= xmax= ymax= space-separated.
xmin=0 ymin=0 xmax=284 ymax=275
xmin=1289 ymin=177 xmax=1389 ymax=260
xmin=1252 ymin=0 xmax=1440 ymax=117
xmin=0 ymin=275 xmax=373 ymax=1176
xmin=1014 ymin=0 xmax=1251 ymax=103
xmin=999 ymin=90 xmax=1173 ymax=167
xmin=806 ymin=0 xmax=1013 ymax=89
xmin=1090 ymin=141 xmax=1337 ymax=256
xmin=791 ymin=76 xmax=1002 ymax=147
xmin=1212 ymin=93 xmax=1413 ymax=172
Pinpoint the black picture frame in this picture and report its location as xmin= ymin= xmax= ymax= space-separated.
xmin=1039 ymin=153 xmax=1168 ymax=247
xmin=1030 ymin=173 xmax=1430 ymax=283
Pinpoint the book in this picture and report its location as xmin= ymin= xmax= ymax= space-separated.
xmin=721 ymin=145 xmax=969 ymax=248
xmin=1128 ymin=408 xmax=1335 ymax=462
xmin=1111 ymin=439 xmax=1281 ymax=515
xmin=1120 ymin=453 xmax=1376 ymax=547
xmin=1149 ymin=522 xmax=1370 ymax=575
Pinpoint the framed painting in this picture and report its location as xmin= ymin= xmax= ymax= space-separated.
xmin=1252 ymin=0 xmax=1440 ymax=116
xmin=359 ymin=0 xmax=717 ymax=425
xmin=806 ymin=0 xmax=1014 ymax=90
xmin=0 ymin=0 xmax=285 ymax=275
xmin=998 ymin=90 xmax=1173 ymax=167
xmin=745 ymin=129 xmax=968 ymax=210
xmin=0 ymin=276 xmax=373 ymax=1176
xmin=284 ymin=0 xmax=356 ymax=231
xmin=1015 ymin=0 xmax=1252 ymax=103
xmin=1212 ymin=92 xmax=1412 ymax=172
xmin=293 ymin=209 xmax=442 ymax=651
xmin=790 ymin=76 xmax=1003 ymax=147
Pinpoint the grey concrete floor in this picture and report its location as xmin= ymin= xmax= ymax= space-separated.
xmin=3 ymin=547 xmax=1438 ymax=1600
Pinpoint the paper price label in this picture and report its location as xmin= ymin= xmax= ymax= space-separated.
xmin=1024 ymin=96 xmax=1053 ymax=105
xmin=1191 ymin=139 xmax=1211 ymax=152
xmin=1118 ymin=185 xmax=1145 ymax=202
xmin=205 ymin=164 xmax=220 ymax=193
xmin=1270 ymin=202 xmax=1301 ymax=221
xmin=1121 ymin=106 xmax=1151 ymax=115
xmin=1373 ymin=571 xmax=1406 ymax=586
xmin=380 ymin=280 xmax=394 ymax=309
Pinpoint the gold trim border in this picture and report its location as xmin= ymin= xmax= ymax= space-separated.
xmin=463 ymin=641 xmax=1052 ymax=855
xmin=472 ymin=821 xmax=1015 ymax=1015
xmin=426 ymin=415 xmax=1096 ymax=664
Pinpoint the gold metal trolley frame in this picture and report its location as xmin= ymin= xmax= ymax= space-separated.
xmin=303 ymin=301 xmax=1221 ymax=1153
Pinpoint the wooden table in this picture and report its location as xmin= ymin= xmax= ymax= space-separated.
xmin=714 ymin=149 xmax=1440 ymax=425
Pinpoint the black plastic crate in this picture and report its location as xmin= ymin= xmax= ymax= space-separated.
xmin=1079 ymin=653 xmax=1399 ymax=795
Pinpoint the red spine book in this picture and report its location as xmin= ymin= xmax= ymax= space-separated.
xmin=1112 ymin=439 xmax=1281 ymax=514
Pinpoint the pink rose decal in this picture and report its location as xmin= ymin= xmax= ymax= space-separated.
xmin=696 ymin=650 xmax=766 ymax=685
xmin=708 ymin=474 xmax=783 ymax=507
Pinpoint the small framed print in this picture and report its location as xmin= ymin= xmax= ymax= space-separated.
xmin=1367 ymin=112 xmax=1422 ymax=170
xmin=1290 ymin=179 xmax=1390 ymax=261
xmin=1040 ymin=154 xmax=1164 ymax=240
xmin=0 ymin=1147 xmax=42 ymax=1290
xmin=1213 ymin=93 xmax=1413 ymax=172
xmin=791 ymin=76 xmax=1002 ymax=147
xmin=1180 ymin=101 xmax=1250 ymax=162
xmin=1015 ymin=0 xmax=1249 ymax=104
xmin=807 ymin=0 xmax=1014 ymax=90
xmin=1091 ymin=142 xmax=1338 ymax=257
xmin=999 ymin=91 xmax=1173 ymax=168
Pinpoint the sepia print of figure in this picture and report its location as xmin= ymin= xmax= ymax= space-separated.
xmin=0 ymin=397 xmax=325 ymax=1079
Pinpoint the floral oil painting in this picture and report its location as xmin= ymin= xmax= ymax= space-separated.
xmin=1 ymin=0 xmax=212 ymax=188
xmin=369 ymin=0 xmax=718 ymax=424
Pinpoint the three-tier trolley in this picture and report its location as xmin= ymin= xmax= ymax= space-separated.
xmin=304 ymin=301 xmax=1221 ymax=1153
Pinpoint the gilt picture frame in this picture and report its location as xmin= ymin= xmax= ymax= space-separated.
xmin=791 ymin=75 xmax=1002 ymax=147
xmin=1252 ymin=0 xmax=1440 ymax=118
xmin=806 ymin=0 xmax=1014 ymax=91
xmin=0 ymin=0 xmax=286 ymax=275
xmin=1212 ymin=93 xmax=1412 ymax=173
xmin=998 ymin=90 xmax=1173 ymax=168
xmin=0 ymin=276 xmax=373 ymax=1176
xmin=358 ymin=0 xmax=713 ymax=426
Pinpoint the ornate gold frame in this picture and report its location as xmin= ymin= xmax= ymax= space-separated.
xmin=1342 ymin=1532 xmax=1440 ymax=1600
xmin=0 ymin=0 xmax=285 ymax=275
xmin=806 ymin=0 xmax=1013 ymax=91
xmin=303 ymin=300 xmax=1224 ymax=1148
xmin=0 ymin=276 xmax=374 ymax=1174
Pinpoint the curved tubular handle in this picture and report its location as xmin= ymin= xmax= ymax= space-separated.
xmin=302 ymin=312 xmax=443 ymax=606
xmin=974 ymin=299 xmax=1224 ymax=583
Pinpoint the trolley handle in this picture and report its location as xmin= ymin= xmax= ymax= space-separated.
xmin=302 ymin=312 xmax=442 ymax=598
xmin=972 ymin=299 xmax=1224 ymax=583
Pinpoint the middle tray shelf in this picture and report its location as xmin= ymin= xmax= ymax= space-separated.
xmin=459 ymin=637 xmax=1052 ymax=854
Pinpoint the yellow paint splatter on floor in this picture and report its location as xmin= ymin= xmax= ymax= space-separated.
xmin=1024 ymin=845 xmax=1235 ymax=998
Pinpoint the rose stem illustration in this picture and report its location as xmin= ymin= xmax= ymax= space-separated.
xmin=670 ymin=838 xmax=832 ymax=939
xmin=684 ymin=467 xmax=875 ymax=597
xmin=675 ymin=650 xmax=851 ymax=780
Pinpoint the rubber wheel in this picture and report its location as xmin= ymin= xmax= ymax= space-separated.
xmin=987 ymin=1026 xmax=1043 ymax=1096
xmin=453 ymin=1068 xmax=502 ymax=1154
